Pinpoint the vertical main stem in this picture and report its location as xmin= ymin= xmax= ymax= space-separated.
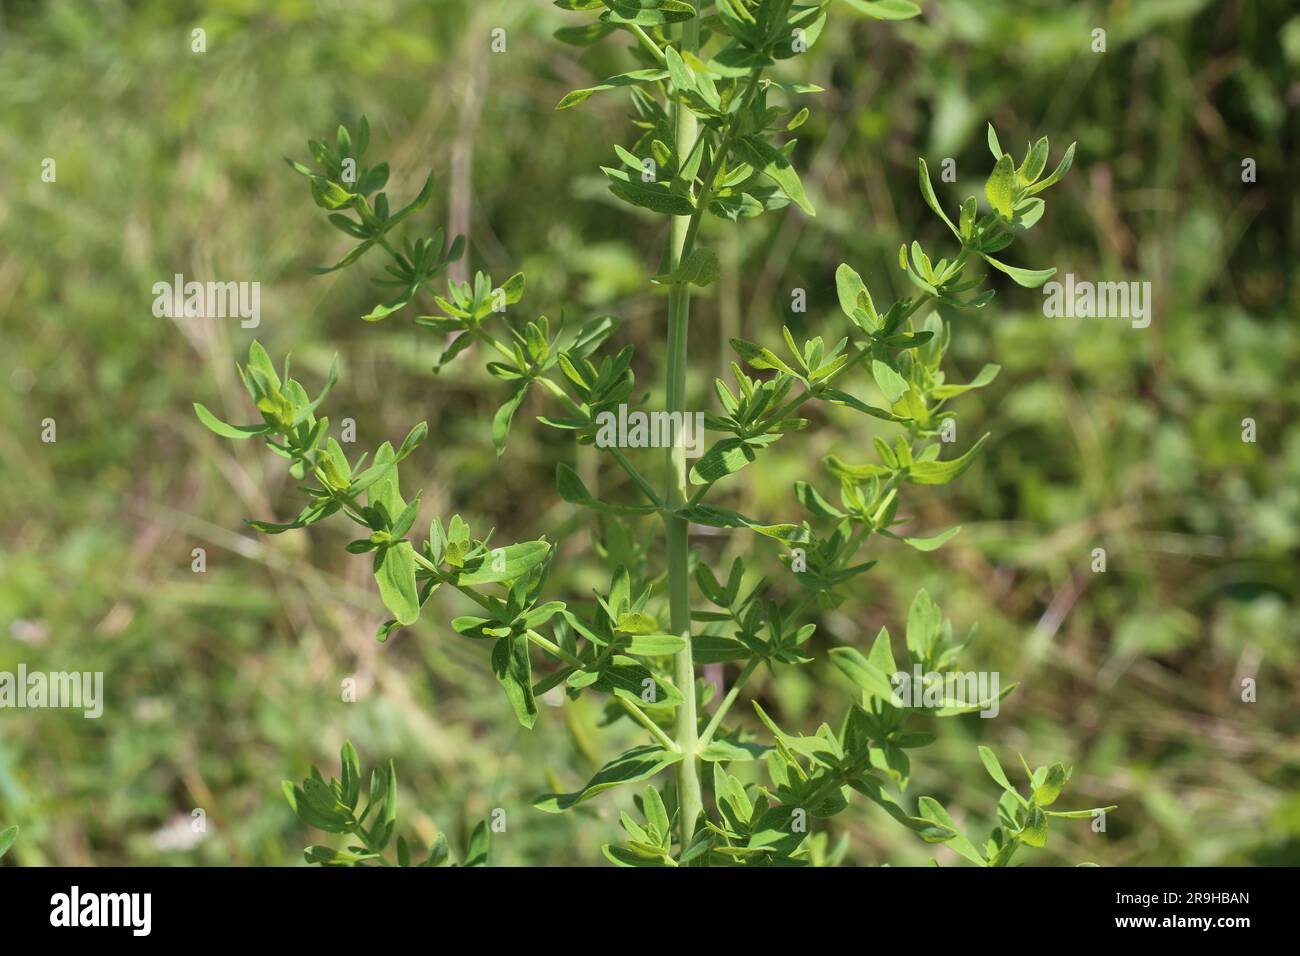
xmin=666 ymin=287 xmax=699 ymax=850
xmin=666 ymin=3 xmax=702 ymax=852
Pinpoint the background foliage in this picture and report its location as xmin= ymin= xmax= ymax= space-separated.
xmin=1 ymin=0 xmax=1297 ymax=865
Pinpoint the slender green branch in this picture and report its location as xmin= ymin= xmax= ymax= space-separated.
xmin=843 ymin=526 xmax=869 ymax=559
xmin=685 ymin=482 xmax=711 ymax=507
xmin=617 ymin=696 xmax=679 ymax=752
xmin=608 ymin=446 xmax=666 ymax=508
xmin=469 ymin=324 xmax=522 ymax=364
xmin=535 ymin=373 xmax=584 ymax=418
xmin=784 ymin=590 xmax=816 ymax=624
xmin=451 ymin=579 xmax=502 ymax=615
xmin=761 ymin=388 xmax=815 ymax=428
xmin=526 ymin=628 xmax=586 ymax=669
xmin=679 ymin=67 xmax=764 ymax=261
xmin=696 ymin=656 xmax=760 ymax=749
xmin=626 ymin=23 xmax=666 ymax=64
xmin=350 ymin=822 xmax=392 ymax=865
xmin=305 ymin=462 xmax=371 ymax=525
xmin=411 ymin=551 xmax=441 ymax=575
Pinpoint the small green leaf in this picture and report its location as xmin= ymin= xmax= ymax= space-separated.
xmin=819 ymin=387 xmax=900 ymax=422
xmin=654 ymin=247 xmax=719 ymax=287
xmin=386 ymin=172 xmax=437 ymax=229
xmin=554 ymin=21 xmax=616 ymax=45
xmin=193 ymin=403 xmax=270 ymax=439
xmin=664 ymin=45 xmax=697 ymax=95
xmin=614 ymin=611 xmax=659 ymax=635
xmin=373 ymin=541 xmax=419 ymax=626
xmin=1033 ymin=763 xmax=1070 ymax=807
xmin=872 ymin=360 xmax=909 ymax=403
xmin=732 ymin=136 xmax=815 ymax=215
xmin=678 ymin=503 xmax=808 ymax=544
xmin=340 ymin=741 xmax=362 ymax=810
xmin=850 ymin=776 xmax=956 ymax=842
xmin=496 ymin=272 xmax=526 ymax=306
xmin=918 ymin=159 xmax=959 ymax=236
xmin=362 ymin=285 xmax=419 ymax=322
xmin=555 ymin=69 xmax=668 ymax=109
xmin=986 ymin=123 xmax=1003 ymax=159
xmin=1045 ymin=805 xmax=1118 ymax=819
xmin=455 ymin=540 xmax=551 ymax=586
xmin=916 ymin=798 xmax=984 ymax=865
xmin=841 ymin=0 xmax=922 ymax=20
xmin=931 ymin=364 xmax=999 ymax=399
xmin=492 ymin=386 xmax=529 ymax=456
xmin=698 ymin=738 xmax=770 ymax=762
xmin=465 ymin=820 xmax=491 ymax=866
xmin=534 ymin=745 xmax=683 ymax=812
xmin=556 ymin=462 xmax=658 ymax=515
xmin=896 ymin=525 xmax=961 ymax=551
xmin=643 ymin=785 xmax=671 ymax=839
xmin=978 ymin=745 xmax=1016 ymax=793
xmin=690 ymin=438 xmax=756 ymax=485
xmin=794 ymin=481 xmax=845 ymax=518
xmin=1018 ymin=137 xmax=1049 ymax=184
xmin=835 ymin=262 xmax=878 ymax=327
xmin=1011 ymin=198 xmax=1045 ymax=230
xmin=395 ymin=421 xmax=428 ymax=461
xmin=982 ymin=255 xmax=1056 ymax=288
xmin=492 ymin=634 xmax=538 ymax=729
xmin=984 ymin=153 xmax=1016 ymax=219
xmin=1026 ymin=141 xmax=1075 ymax=195
xmin=829 ymin=646 xmax=897 ymax=701
xmin=622 ymin=634 xmax=685 ymax=655
xmin=692 ymin=634 xmax=752 ymax=663
xmin=730 ymin=337 xmax=798 ymax=376
xmin=933 ymin=680 xmax=1018 ymax=716
xmin=603 ymin=166 xmax=695 ymax=216
xmin=603 ymin=0 xmax=697 ymax=26
xmin=309 ymin=175 xmax=355 ymax=210
xmin=1020 ymin=806 xmax=1049 ymax=847
xmin=908 ymin=433 xmax=988 ymax=485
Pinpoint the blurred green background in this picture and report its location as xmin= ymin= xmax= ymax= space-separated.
xmin=1 ymin=0 xmax=1297 ymax=866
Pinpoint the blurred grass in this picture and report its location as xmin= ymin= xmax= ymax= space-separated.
xmin=0 ymin=0 xmax=1297 ymax=865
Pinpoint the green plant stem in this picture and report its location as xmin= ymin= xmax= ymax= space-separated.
xmin=695 ymin=591 xmax=816 ymax=752
xmin=685 ymin=482 xmax=711 ymax=507
xmin=626 ymin=23 xmax=666 ymax=64
xmin=784 ymin=590 xmax=816 ymax=625
xmin=534 ymin=373 xmax=583 ymax=415
xmin=762 ymin=389 xmax=815 ymax=428
xmin=679 ymin=66 xmax=763 ymax=256
xmin=470 ymin=324 xmax=523 ymax=364
xmin=609 ymin=446 xmax=665 ymax=508
xmin=525 ymin=628 xmax=586 ymax=669
xmin=306 ymin=465 xmax=367 ymax=523
xmin=665 ymin=4 xmax=703 ymax=853
xmin=665 ymin=285 xmax=701 ymax=849
xmin=844 ymin=525 xmax=869 ymax=558
xmin=696 ymin=656 xmax=760 ymax=749
xmin=617 ymin=697 xmax=679 ymax=752
xmin=352 ymin=824 xmax=392 ymax=865
xmin=659 ymin=32 xmax=769 ymax=856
